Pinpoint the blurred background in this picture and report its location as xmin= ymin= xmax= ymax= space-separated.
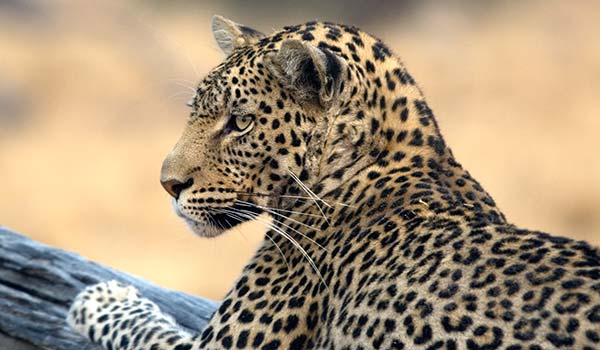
xmin=1 ymin=0 xmax=599 ymax=300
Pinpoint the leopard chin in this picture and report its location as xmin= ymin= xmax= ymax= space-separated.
xmin=183 ymin=218 xmax=224 ymax=238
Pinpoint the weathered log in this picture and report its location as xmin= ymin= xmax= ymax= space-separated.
xmin=0 ymin=227 xmax=218 ymax=350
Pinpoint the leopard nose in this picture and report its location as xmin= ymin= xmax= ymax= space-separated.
xmin=161 ymin=178 xmax=194 ymax=199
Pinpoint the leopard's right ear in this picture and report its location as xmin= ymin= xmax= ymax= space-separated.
xmin=211 ymin=15 xmax=265 ymax=56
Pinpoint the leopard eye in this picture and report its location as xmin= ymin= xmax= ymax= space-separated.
xmin=230 ymin=114 xmax=255 ymax=133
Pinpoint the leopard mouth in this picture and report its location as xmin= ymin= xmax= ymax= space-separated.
xmin=207 ymin=202 xmax=264 ymax=230
xmin=173 ymin=198 xmax=263 ymax=237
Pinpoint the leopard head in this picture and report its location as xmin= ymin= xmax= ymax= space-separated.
xmin=161 ymin=16 xmax=386 ymax=237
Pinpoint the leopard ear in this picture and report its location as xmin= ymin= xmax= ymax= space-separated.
xmin=269 ymin=39 xmax=345 ymax=108
xmin=211 ymin=15 xmax=265 ymax=55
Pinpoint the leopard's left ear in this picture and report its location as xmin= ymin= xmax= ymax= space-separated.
xmin=211 ymin=15 xmax=265 ymax=55
xmin=267 ymin=39 xmax=347 ymax=109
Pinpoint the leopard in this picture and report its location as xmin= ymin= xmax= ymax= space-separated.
xmin=67 ymin=15 xmax=600 ymax=350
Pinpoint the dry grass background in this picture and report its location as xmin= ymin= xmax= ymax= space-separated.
xmin=1 ymin=0 xmax=598 ymax=300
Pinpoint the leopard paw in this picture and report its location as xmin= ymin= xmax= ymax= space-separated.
xmin=67 ymin=280 xmax=141 ymax=336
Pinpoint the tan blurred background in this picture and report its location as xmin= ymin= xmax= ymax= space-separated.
xmin=1 ymin=0 xmax=599 ymax=300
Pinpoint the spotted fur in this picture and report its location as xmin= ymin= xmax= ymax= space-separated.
xmin=68 ymin=16 xmax=600 ymax=350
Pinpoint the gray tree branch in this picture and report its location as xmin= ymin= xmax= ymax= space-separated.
xmin=0 ymin=227 xmax=218 ymax=350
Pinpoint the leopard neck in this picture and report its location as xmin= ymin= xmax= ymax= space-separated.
xmin=283 ymin=52 xmax=506 ymax=231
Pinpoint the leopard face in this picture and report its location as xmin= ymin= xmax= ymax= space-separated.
xmin=160 ymin=16 xmax=354 ymax=237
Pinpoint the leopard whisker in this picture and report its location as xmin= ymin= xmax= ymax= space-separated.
xmin=233 ymin=191 xmax=355 ymax=208
xmin=235 ymin=199 xmax=323 ymax=218
xmin=208 ymin=212 xmax=227 ymax=233
xmin=235 ymin=200 xmax=328 ymax=252
xmin=133 ymin=14 xmax=202 ymax=78
xmin=264 ymin=231 xmax=291 ymax=273
xmin=287 ymin=170 xmax=330 ymax=225
xmin=168 ymin=78 xmax=198 ymax=85
xmin=287 ymin=170 xmax=332 ymax=208
xmin=230 ymin=208 xmax=329 ymax=289
xmin=168 ymin=90 xmax=195 ymax=101
xmin=217 ymin=207 xmax=328 ymax=290
xmin=212 ymin=208 xmax=290 ymax=272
